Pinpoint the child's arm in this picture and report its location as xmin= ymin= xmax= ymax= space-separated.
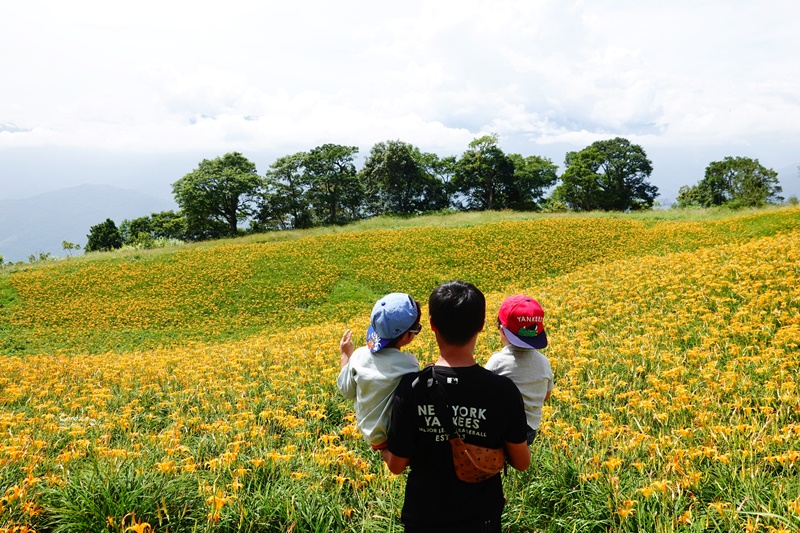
xmin=340 ymin=329 xmax=355 ymax=368
xmin=544 ymin=368 xmax=554 ymax=402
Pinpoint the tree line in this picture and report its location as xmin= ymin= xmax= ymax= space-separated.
xmin=83 ymin=135 xmax=786 ymax=253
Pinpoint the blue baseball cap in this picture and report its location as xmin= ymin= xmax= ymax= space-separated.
xmin=366 ymin=293 xmax=420 ymax=353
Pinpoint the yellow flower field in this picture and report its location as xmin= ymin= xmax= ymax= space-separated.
xmin=6 ymin=209 xmax=799 ymax=354
xmin=1 ymin=208 xmax=799 ymax=531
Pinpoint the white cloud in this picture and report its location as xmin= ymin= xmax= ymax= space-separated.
xmin=1 ymin=0 xmax=799 ymax=200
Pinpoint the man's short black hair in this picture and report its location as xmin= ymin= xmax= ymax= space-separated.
xmin=428 ymin=280 xmax=485 ymax=346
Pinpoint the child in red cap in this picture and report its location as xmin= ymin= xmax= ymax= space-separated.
xmin=486 ymin=294 xmax=553 ymax=444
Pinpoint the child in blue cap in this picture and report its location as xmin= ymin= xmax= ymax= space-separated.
xmin=337 ymin=292 xmax=422 ymax=450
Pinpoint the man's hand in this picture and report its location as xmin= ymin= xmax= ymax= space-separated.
xmin=381 ymin=448 xmax=410 ymax=474
xmin=504 ymin=440 xmax=531 ymax=471
xmin=340 ymin=329 xmax=355 ymax=367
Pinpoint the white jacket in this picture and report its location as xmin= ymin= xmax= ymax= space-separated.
xmin=485 ymin=344 xmax=553 ymax=430
xmin=337 ymin=346 xmax=419 ymax=446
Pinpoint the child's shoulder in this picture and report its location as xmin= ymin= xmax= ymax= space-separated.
xmin=376 ymin=346 xmax=420 ymax=365
xmin=492 ymin=344 xmax=526 ymax=356
xmin=397 ymin=350 xmax=417 ymax=361
xmin=490 ymin=345 xmax=545 ymax=361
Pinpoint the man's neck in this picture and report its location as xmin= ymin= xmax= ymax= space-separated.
xmin=435 ymin=340 xmax=478 ymax=367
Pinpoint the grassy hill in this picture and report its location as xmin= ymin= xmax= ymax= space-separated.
xmin=1 ymin=206 xmax=799 ymax=532
xmin=2 ymin=207 xmax=799 ymax=356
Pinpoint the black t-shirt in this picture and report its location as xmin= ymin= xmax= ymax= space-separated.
xmin=387 ymin=364 xmax=528 ymax=532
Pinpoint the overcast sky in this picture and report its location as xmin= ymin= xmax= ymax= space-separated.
xmin=2 ymin=0 xmax=799 ymax=204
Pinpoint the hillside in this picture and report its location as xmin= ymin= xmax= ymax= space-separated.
xmin=2 ymin=207 xmax=800 ymax=356
xmin=1 ymin=207 xmax=799 ymax=532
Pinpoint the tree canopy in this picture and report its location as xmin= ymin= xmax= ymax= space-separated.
xmin=451 ymin=135 xmax=559 ymax=211
xmin=302 ymin=144 xmax=361 ymax=226
xmin=172 ymin=152 xmax=264 ymax=239
xmin=675 ymin=156 xmax=783 ymax=208
xmin=359 ymin=140 xmax=450 ymax=215
xmin=76 ymin=133 xmax=794 ymax=256
xmin=506 ymin=154 xmax=559 ymax=211
xmin=555 ymin=137 xmax=658 ymax=211
xmin=85 ymin=218 xmax=123 ymax=252
xmin=452 ymin=134 xmax=516 ymax=210
xmin=258 ymin=153 xmax=312 ymax=231
xmin=119 ymin=211 xmax=187 ymax=247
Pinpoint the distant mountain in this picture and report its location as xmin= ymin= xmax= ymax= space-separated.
xmin=778 ymin=164 xmax=800 ymax=200
xmin=0 ymin=185 xmax=176 ymax=263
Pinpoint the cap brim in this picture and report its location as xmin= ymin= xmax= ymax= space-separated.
xmin=503 ymin=326 xmax=547 ymax=349
xmin=366 ymin=324 xmax=393 ymax=353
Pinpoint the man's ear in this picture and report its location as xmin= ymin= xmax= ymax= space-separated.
xmin=428 ymin=316 xmax=438 ymax=333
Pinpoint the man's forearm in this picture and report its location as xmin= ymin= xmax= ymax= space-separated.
xmin=505 ymin=441 xmax=531 ymax=471
xmin=381 ymin=448 xmax=410 ymax=474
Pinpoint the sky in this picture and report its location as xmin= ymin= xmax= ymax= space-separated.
xmin=2 ymin=0 xmax=799 ymax=205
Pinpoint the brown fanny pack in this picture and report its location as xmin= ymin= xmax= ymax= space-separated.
xmin=414 ymin=365 xmax=505 ymax=483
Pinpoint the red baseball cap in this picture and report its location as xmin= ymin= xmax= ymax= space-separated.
xmin=498 ymin=294 xmax=547 ymax=349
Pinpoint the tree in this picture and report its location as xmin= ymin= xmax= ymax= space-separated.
xmin=676 ymin=156 xmax=783 ymax=208
xmin=119 ymin=216 xmax=153 ymax=245
xmin=28 ymin=252 xmax=52 ymax=263
xmin=359 ymin=140 xmax=449 ymax=216
xmin=417 ymin=152 xmax=454 ymax=212
xmin=257 ymin=153 xmax=313 ymax=230
xmin=62 ymin=241 xmax=80 ymax=256
xmin=506 ymin=154 xmax=559 ymax=211
xmin=452 ymin=134 xmax=515 ymax=210
xmin=555 ymin=137 xmax=658 ymax=211
xmin=674 ymin=185 xmax=705 ymax=208
xmin=86 ymin=218 xmax=123 ymax=252
xmin=119 ymin=212 xmax=186 ymax=245
xmin=172 ymin=152 xmax=264 ymax=240
xmin=303 ymin=144 xmax=361 ymax=226
xmin=149 ymin=211 xmax=187 ymax=241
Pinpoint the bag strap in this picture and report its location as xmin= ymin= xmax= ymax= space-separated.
xmin=413 ymin=365 xmax=461 ymax=440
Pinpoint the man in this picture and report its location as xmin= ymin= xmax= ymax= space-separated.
xmin=381 ymin=280 xmax=531 ymax=533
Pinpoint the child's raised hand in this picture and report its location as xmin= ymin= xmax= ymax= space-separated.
xmin=340 ymin=329 xmax=355 ymax=360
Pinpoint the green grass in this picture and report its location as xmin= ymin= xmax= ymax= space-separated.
xmin=1 ymin=206 xmax=799 ymax=357
xmin=1 ymin=205 xmax=800 ymax=532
